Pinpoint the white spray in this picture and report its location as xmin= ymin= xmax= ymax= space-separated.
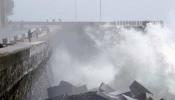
xmin=50 ymin=23 xmax=175 ymax=99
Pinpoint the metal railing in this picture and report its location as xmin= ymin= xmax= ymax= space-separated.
xmin=114 ymin=20 xmax=163 ymax=27
xmin=0 ymin=29 xmax=28 ymax=46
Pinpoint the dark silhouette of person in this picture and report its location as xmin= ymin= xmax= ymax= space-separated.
xmin=28 ymin=29 xmax=32 ymax=42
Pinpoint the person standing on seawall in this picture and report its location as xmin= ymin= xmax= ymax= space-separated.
xmin=28 ymin=29 xmax=32 ymax=42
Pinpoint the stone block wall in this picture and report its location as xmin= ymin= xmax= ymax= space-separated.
xmin=0 ymin=41 xmax=51 ymax=100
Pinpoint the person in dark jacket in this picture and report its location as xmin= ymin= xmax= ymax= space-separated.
xmin=28 ymin=29 xmax=32 ymax=42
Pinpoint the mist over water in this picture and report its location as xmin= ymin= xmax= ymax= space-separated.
xmin=49 ymin=23 xmax=175 ymax=99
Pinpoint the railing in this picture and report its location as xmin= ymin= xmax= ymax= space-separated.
xmin=0 ymin=29 xmax=28 ymax=45
xmin=114 ymin=20 xmax=163 ymax=27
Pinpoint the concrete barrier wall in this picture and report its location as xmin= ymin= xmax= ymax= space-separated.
xmin=0 ymin=41 xmax=51 ymax=100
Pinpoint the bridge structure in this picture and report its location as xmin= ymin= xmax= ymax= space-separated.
xmin=11 ymin=20 xmax=163 ymax=26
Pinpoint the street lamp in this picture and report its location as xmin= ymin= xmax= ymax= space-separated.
xmin=74 ymin=0 xmax=78 ymax=21
xmin=0 ymin=0 xmax=7 ymax=27
xmin=99 ymin=0 xmax=102 ymax=21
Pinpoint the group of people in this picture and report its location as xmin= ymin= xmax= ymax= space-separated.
xmin=27 ymin=28 xmax=40 ymax=42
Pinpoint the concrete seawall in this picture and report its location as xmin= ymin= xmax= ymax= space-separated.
xmin=0 ymin=41 xmax=51 ymax=100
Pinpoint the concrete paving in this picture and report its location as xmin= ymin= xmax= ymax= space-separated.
xmin=0 ymin=30 xmax=50 ymax=57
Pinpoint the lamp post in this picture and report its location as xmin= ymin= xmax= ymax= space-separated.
xmin=99 ymin=0 xmax=102 ymax=21
xmin=0 ymin=0 xmax=7 ymax=27
xmin=74 ymin=0 xmax=78 ymax=21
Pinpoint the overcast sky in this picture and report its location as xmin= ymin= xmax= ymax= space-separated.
xmin=10 ymin=0 xmax=175 ymax=22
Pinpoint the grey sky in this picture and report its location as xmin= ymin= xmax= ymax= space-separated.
xmin=10 ymin=0 xmax=175 ymax=21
